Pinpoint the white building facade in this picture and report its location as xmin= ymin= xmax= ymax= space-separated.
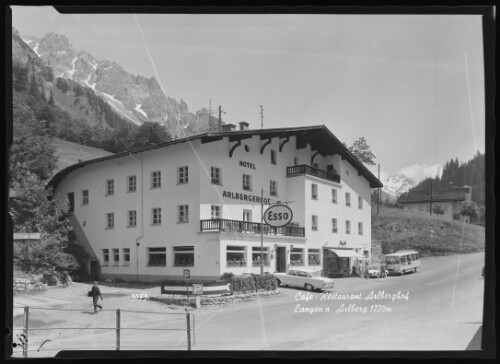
xmin=49 ymin=125 xmax=383 ymax=281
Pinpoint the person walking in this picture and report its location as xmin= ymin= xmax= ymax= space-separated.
xmin=380 ymin=261 xmax=386 ymax=278
xmin=364 ymin=261 xmax=369 ymax=279
xmin=90 ymin=281 xmax=104 ymax=313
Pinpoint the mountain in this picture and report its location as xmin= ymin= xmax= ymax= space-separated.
xmin=381 ymin=174 xmax=418 ymax=198
xmin=20 ymin=31 xmax=212 ymax=138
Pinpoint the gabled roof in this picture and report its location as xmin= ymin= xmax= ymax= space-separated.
xmin=398 ymin=187 xmax=468 ymax=204
xmin=48 ymin=125 xmax=383 ymax=190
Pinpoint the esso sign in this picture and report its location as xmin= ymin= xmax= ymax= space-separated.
xmin=264 ymin=205 xmax=293 ymax=227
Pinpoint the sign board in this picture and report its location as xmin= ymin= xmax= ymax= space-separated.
xmin=192 ymin=284 xmax=203 ymax=295
xmin=264 ymin=204 xmax=293 ymax=227
xmin=183 ymin=269 xmax=190 ymax=280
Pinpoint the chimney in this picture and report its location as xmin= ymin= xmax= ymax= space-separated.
xmin=239 ymin=121 xmax=249 ymax=131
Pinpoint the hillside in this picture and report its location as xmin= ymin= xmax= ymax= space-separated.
xmin=372 ymin=206 xmax=485 ymax=258
xmin=52 ymin=137 xmax=113 ymax=175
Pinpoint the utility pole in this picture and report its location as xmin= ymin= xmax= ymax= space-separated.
xmin=377 ymin=164 xmax=381 ymax=215
xmin=429 ymin=179 xmax=433 ymax=215
xmin=260 ymin=105 xmax=263 ymax=129
xmin=260 ymin=188 xmax=264 ymax=275
xmin=218 ymin=105 xmax=222 ymax=131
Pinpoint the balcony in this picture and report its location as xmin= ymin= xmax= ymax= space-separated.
xmin=200 ymin=219 xmax=305 ymax=237
xmin=286 ymin=164 xmax=340 ymax=183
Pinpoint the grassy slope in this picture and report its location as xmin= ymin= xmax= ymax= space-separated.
xmin=52 ymin=137 xmax=113 ymax=175
xmin=372 ymin=206 xmax=485 ymax=257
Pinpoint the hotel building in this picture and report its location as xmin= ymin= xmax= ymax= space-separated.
xmin=49 ymin=124 xmax=383 ymax=281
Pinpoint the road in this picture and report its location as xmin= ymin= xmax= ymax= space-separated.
xmin=11 ymin=252 xmax=484 ymax=356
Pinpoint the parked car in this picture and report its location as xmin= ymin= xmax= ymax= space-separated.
xmin=274 ymin=269 xmax=334 ymax=291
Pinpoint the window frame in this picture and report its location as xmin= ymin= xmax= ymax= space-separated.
xmin=127 ymin=175 xmax=137 ymax=193
xmin=151 ymin=207 xmax=162 ymax=225
xmin=103 ymin=249 xmax=109 ymax=266
xmin=358 ymin=222 xmax=363 ymax=236
xmin=226 ymin=245 xmax=247 ymax=267
xmin=290 ymin=248 xmax=304 ymax=266
xmin=332 ymin=188 xmax=337 ymax=204
xmin=252 ymin=247 xmax=270 ymax=267
xmin=311 ymin=183 xmax=318 ymax=200
xmin=346 ymin=220 xmax=351 ymax=235
xmin=123 ymin=248 xmax=130 ymax=266
xmin=242 ymin=174 xmax=252 ymax=191
xmin=127 ymin=210 xmax=137 ymax=227
xmin=331 ymin=218 xmax=338 ymax=233
xmin=358 ymin=195 xmax=363 ymax=209
xmin=82 ymin=190 xmax=89 ymax=205
xmin=173 ymin=246 xmax=195 ymax=267
xmin=178 ymin=166 xmax=189 ymax=184
xmin=345 ymin=192 xmax=351 ymax=207
xmin=147 ymin=247 xmax=167 ymax=267
xmin=112 ymin=248 xmax=120 ymax=266
xmin=270 ymin=149 xmax=277 ymax=165
xmin=178 ymin=205 xmax=189 ymax=223
xmin=308 ymin=249 xmax=321 ymax=266
xmin=211 ymin=167 xmax=222 ymax=185
xmin=105 ymin=179 xmax=114 ymax=196
xmin=311 ymin=215 xmax=318 ymax=231
xmin=151 ymin=170 xmax=162 ymax=189
xmin=270 ymin=180 xmax=277 ymax=196
xmin=211 ymin=205 xmax=222 ymax=219
xmin=106 ymin=213 xmax=114 ymax=229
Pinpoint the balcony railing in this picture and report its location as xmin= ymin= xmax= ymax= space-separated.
xmin=286 ymin=164 xmax=341 ymax=183
xmin=200 ymin=219 xmax=305 ymax=237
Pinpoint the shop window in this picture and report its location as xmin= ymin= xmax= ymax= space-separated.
xmin=308 ymin=249 xmax=321 ymax=266
xmin=106 ymin=179 xmax=114 ymax=196
xmin=82 ymin=190 xmax=89 ymax=205
xmin=226 ymin=246 xmax=246 ymax=267
xmin=290 ymin=248 xmax=304 ymax=266
xmin=178 ymin=166 xmax=189 ymax=184
xmin=123 ymin=248 xmax=130 ymax=266
xmin=151 ymin=171 xmax=161 ymax=188
xmin=211 ymin=167 xmax=222 ymax=185
xmin=174 ymin=246 xmax=194 ymax=267
xmin=128 ymin=175 xmax=136 ymax=192
xmin=147 ymin=247 xmax=166 ymax=267
xmin=103 ymin=249 xmax=109 ymax=266
xmin=252 ymin=247 xmax=270 ymax=267
xmin=113 ymin=249 xmax=119 ymax=266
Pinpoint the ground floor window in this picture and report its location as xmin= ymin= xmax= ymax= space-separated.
xmin=290 ymin=248 xmax=304 ymax=266
xmin=227 ymin=246 xmax=246 ymax=267
xmin=148 ymin=247 xmax=166 ymax=267
xmin=252 ymin=247 xmax=270 ymax=266
xmin=174 ymin=246 xmax=194 ymax=267
xmin=103 ymin=249 xmax=109 ymax=266
xmin=123 ymin=248 xmax=130 ymax=266
xmin=112 ymin=249 xmax=119 ymax=266
xmin=308 ymin=249 xmax=321 ymax=265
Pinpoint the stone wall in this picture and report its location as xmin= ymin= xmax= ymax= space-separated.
xmin=13 ymin=278 xmax=47 ymax=293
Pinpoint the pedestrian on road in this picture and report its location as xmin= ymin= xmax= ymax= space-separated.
xmin=380 ymin=261 xmax=386 ymax=278
xmin=90 ymin=281 xmax=104 ymax=313
xmin=364 ymin=262 xmax=369 ymax=279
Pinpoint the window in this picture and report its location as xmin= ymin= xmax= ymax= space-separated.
xmin=271 ymin=149 xmax=277 ymax=165
xmin=308 ymin=249 xmax=321 ymax=266
xmin=311 ymin=184 xmax=318 ymax=200
xmin=128 ymin=175 xmax=136 ymax=193
xmin=211 ymin=205 xmax=221 ymax=219
xmin=270 ymin=180 xmax=277 ymax=196
xmin=226 ymin=246 xmax=246 ymax=267
xmin=106 ymin=213 xmax=114 ymax=229
xmin=211 ymin=167 xmax=222 ymax=185
xmin=290 ymin=248 xmax=304 ymax=266
xmin=103 ymin=249 xmax=109 ymax=266
xmin=127 ymin=210 xmax=137 ymax=227
xmin=151 ymin=171 xmax=161 ymax=188
xmin=67 ymin=192 xmax=75 ymax=212
xmin=147 ymin=247 xmax=166 ymax=267
xmin=243 ymin=210 xmax=252 ymax=222
xmin=252 ymin=247 xmax=270 ymax=267
xmin=358 ymin=196 xmax=363 ymax=209
xmin=123 ymin=248 xmax=130 ymax=266
xmin=332 ymin=218 xmax=338 ymax=233
xmin=312 ymin=215 xmax=318 ymax=231
xmin=358 ymin=222 xmax=363 ymax=235
xmin=178 ymin=205 xmax=189 ymax=223
xmin=346 ymin=220 xmax=351 ymax=234
xmin=178 ymin=166 xmax=188 ymax=184
xmin=113 ymin=249 xmax=119 ymax=266
xmin=294 ymin=157 xmax=299 ymax=166
xmin=345 ymin=192 xmax=351 ymax=207
xmin=243 ymin=174 xmax=252 ymax=191
xmin=151 ymin=208 xmax=161 ymax=225
xmin=174 ymin=246 xmax=194 ymax=267
xmin=82 ymin=190 xmax=89 ymax=205
xmin=332 ymin=189 xmax=337 ymax=204
xmin=106 ymin=179 xmax=114 ymax=196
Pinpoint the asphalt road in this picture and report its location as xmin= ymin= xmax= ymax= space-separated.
xmin=11 ymin=252 xmax=484 ymax=355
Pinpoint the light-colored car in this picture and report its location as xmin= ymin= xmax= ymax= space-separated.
xmin=367 ymin=266 xmax=388 ymax=278
xmin=274 ymin=269 xmax=334 ymax=291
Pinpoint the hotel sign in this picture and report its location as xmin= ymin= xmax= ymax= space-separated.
xmin=222 ymin=190 xmax=271 ymax=205
xmin=264 ymin=204 xmax=293 ymax=227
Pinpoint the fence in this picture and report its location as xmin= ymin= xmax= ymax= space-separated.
xmin=12 ymin=305 xmax=195 ymax=357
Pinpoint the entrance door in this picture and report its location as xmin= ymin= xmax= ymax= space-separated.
xmin=67 ymin=192 xmax=75 ymax=213
xmin=276 ymin=247 xmax=287 ymax=272
xmin=90 ymin=260 xmax=99 ymax=280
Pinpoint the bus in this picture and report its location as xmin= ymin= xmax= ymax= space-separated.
xmin=383 ymin=250 xmax=420 ymax=275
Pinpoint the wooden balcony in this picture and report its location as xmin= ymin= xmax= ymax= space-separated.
xmin=200 ymin=219 xmax=305 ymax=237
xmin=286 ymin=164 xmax=341 ymax=183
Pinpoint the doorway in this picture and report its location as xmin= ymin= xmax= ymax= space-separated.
xmin=67 ymin=192 xmax=75 ymax=213
xmin=276 ymin=247 xmax=287 ymax=273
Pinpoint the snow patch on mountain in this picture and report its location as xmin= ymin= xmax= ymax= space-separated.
xmin=33 ymin=42 xmax=41 ymax=57
xmin=135 ymin=103 xmax=147 ymax=118
xmin=100 ymin=92 xmax=141 ymax=126
xmin=87 ymin=59 xmax=98 ymax=70
xmin=82 ymin=74 xmax=96 ymax=90
xmin=67 ymin=57 xmax=78 ymax=78
xmin=381 ymin=174 xmax=418 ymax=197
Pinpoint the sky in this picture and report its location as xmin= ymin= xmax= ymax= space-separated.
xmin=11 ymin=7 xmax=486 ymax=180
